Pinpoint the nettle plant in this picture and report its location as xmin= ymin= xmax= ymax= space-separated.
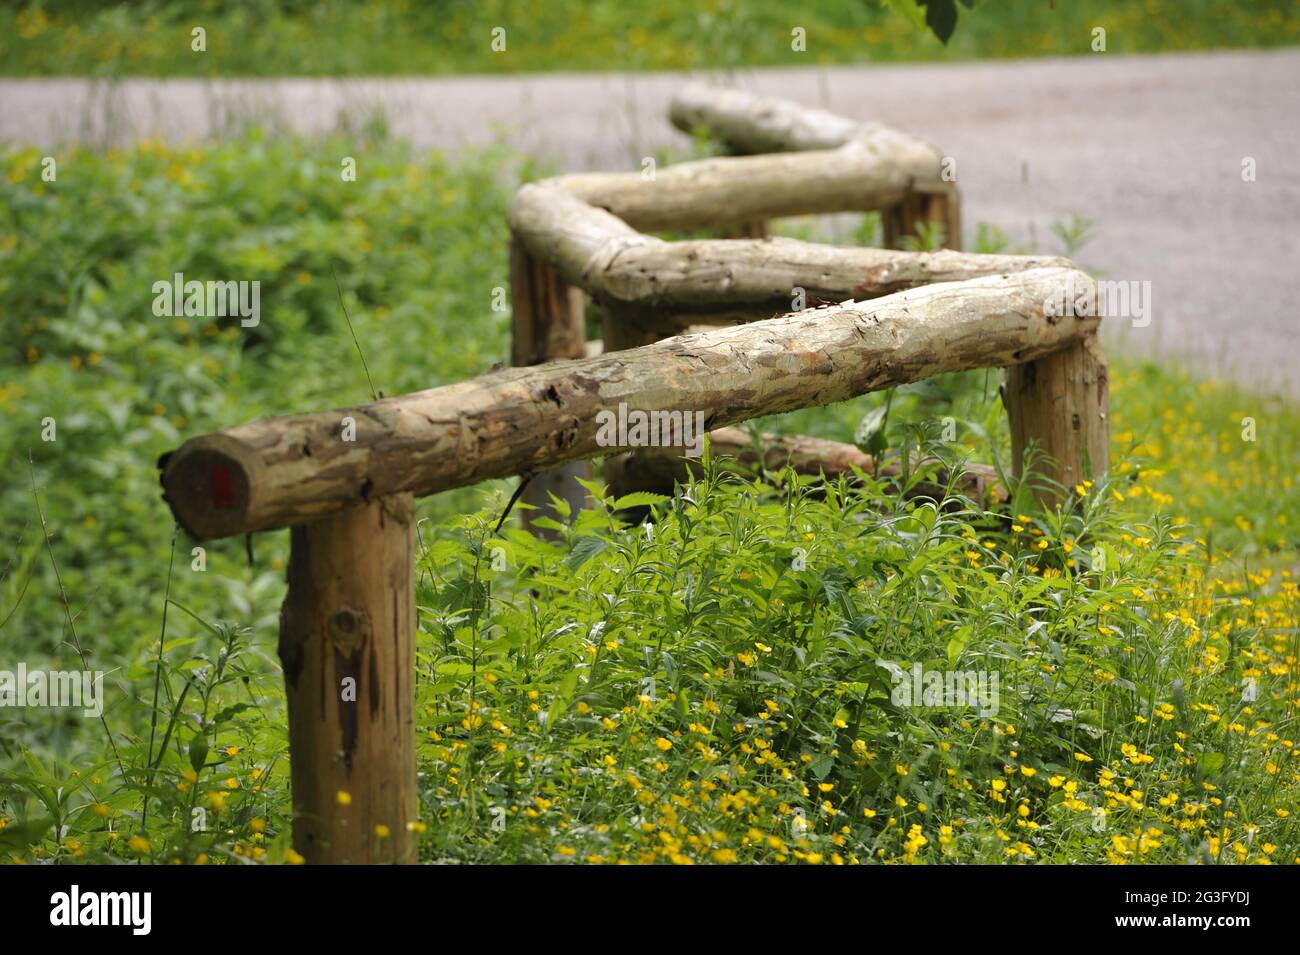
xmin=409 ymin=444 xmax=1287 ymax=864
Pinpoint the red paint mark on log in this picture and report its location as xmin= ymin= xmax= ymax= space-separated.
xmin=211 ymin=466 xmax=234 ymax=509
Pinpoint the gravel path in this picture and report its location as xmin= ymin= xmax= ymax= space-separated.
xmin=3 ymin=49 xmax=1297 ymax=395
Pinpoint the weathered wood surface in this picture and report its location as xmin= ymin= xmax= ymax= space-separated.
xmin=160 ymin=267 xmax=1097 ymax=539
xmin=669 ymin=83 xmax=862 ymax=153
xmin=1004 ymin=333 xmax=1110 ymax=497
xmin=509 ymin=235 xmax=586 ymax=367
xmin=605 ymin=427 xmax=1005 ymax=504
xmin=882 ymin=190 xmax=963 ymax=251
xmin=549 ymin=138 xmax=948 ymax=232
xmin=278 ymin=493 xmax=417 ymax=864
xmin=509 ymin=235 xmax=591 ymax=529
xmin=509 ymin=183 xmax=1065 ymax=324
xmin=666 ymin=85 xmax=947 ymax=187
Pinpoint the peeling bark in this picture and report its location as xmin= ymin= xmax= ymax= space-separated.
xmin=161 ymin=268 xmax=1097 ymax=539
xmin=510 ymin=184 xmax=1061 ymax=326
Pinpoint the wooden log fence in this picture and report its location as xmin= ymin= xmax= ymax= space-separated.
xmin=158 ymin=87 xmax=1109 ymax=864
xmin=508 ymin=85 xmax=1096 ymax=506
xmin=512 ymin=83 xmax=971 ymax=524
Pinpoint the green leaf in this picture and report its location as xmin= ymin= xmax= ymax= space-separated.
xmin=854 ymin=397 xmax=892 ymax=457
xmin=611 ymin=491 xmax=671 ymax=512
xmin=546 ymin=669 xmax=581 ymax=727
xmin=881 ymin=0 xmax=927 ymax=30
xmin=211 ymin=703 xmax=254 ymax=725
xmin=435 ymin=661 xmax=477 ymax=677
xmin=575 ymin=475 xmax=608 ymax=502
xmin=21 ymin=747 xmax=53 ymax=787
xmin=1198 ymin=751 xmax=1225 ymax=777
xmin=0 ymin=816 xmax=54 ymax=852
xmin=920 ymin=0 xmax=958 ymax=43
xmin=545 ymin=490 xmax=572 ymax=521
xmin=945 ymin=625 xmax=973 ymax=668
xmin=188 ymin=731 xmax=209 ymax=774
xmin=661 ymin=651 xmax=679 ymax=687
xmin=564 ymin=535 xmax=608 ymax=571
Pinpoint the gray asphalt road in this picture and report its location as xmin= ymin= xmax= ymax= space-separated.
xmin=3 ymin=49 xmax=1298 ymax=394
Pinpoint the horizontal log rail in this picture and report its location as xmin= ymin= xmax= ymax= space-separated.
xmin=668 ymin=82 xmax=864 ymax=153
xmin=548 ymin=144 xmax=942 ymax=233
xmin=160 ymin=267 xmax=1097 ymax=540
xmin=547 ymin=85 xmax=953 ymax=233
xmin=510 ymin=182 xmax=1067 ymax=326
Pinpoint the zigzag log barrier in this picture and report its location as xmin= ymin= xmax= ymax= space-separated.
xmin=666 ymin=82 xmax=961 ymax=247
xmin=511 ymin=84 xmax=965 ymax=528
xmin=160 ymin=83 xmax=1110 ymax=863
xmin=509 ymin=182 xmax=1065 ymax=329
xmin=508 ymin=86 xmax=1100 ymax=511
xmin=159 ymin=266 xmax=1106 ymax=862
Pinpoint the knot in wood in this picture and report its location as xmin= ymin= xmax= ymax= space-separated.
xmin=329 ymin=606 xmax=370 ymax=654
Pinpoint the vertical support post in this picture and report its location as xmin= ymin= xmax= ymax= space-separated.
xmin=723 ymin=220 xmax=770 ymax=239
xmin=1004 ymin=333 xmax=1110 ymax=503
xmin=883 ymin=188 xmax=961 ymax=250
xmin=278 ymin=493 xmax=417 ymax=864
xmin=600 ymin=303 xmax=670 ymax=353
xmin=510 ymin=235 xmax=590 ymax=533
xmin=930 ymin=189 xmax=962 ymax=251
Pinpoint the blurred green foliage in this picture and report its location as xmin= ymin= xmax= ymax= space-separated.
xmin=3 ymin=0 xmax=1297 ymax=76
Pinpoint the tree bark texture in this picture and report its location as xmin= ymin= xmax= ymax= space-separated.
xmin=278 ymin=493 xmax=417 ymax=864
xmin=160 ymin=268 xmax=1098 ymax=538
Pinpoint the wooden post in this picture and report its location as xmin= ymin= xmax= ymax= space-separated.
xmin=600 ymin=302 xmax=679 ymax=353
xmin=277 ymin=493 xmax=417 ymax=864
xmin=1004 ymin=333 xmax=1110 ymax=502
xmin=510 ymin=235 xmax=589 ymax=533
xmin=932 ymin=191 xmax=962 ymax=251
xmin=724 ymin=220 xmax=769 ymax=240
xmin=883 ymin=189 xmax=961 ymax=251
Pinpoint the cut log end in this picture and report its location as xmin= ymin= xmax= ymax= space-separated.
xmin=160 ymin=434 xmax=259 ymax=540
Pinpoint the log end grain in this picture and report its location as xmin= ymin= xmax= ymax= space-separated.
xmin=160 ymin=433 xmax=262 ymax=540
